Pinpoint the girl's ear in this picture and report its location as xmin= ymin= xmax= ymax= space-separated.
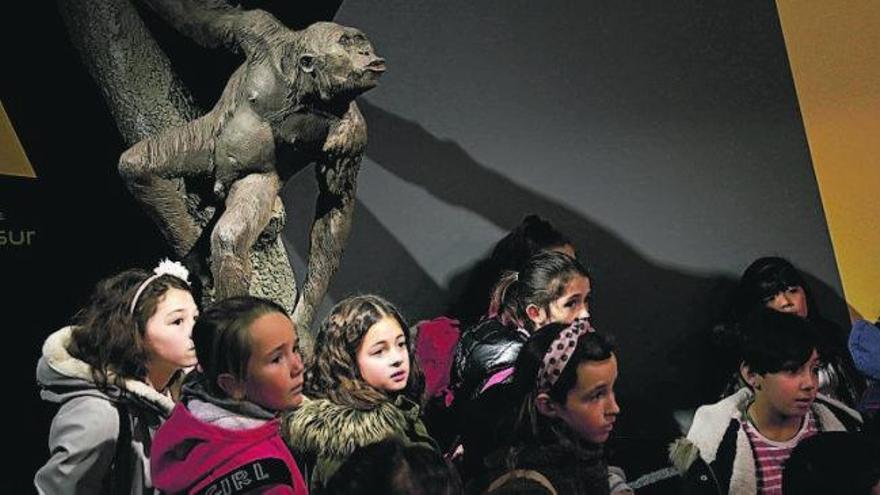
xmin=526 ymin=304 xmax=547 ymax=327
xmin=217 ymin=373 xmax=245 ymax=400
xmin=740 ymin=362 xmax=761 ymax=390
xmin=535 ymin=392 xmax=559 ymax=418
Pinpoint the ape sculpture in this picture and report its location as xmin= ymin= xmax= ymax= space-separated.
xmin=118 ymin=12 xmax=385 ymax=330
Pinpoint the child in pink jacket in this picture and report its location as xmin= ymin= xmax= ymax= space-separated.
xmin=151 ymin=296 xmax=308 ymax=494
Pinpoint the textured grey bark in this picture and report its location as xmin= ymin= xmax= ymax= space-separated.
xmin=57 ymin=0 xmax=198 ymax=142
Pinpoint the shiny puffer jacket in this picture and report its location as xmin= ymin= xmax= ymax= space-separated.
xmin=450 ymin=318 xmax=527 ymax=403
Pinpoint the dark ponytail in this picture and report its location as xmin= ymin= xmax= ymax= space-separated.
xmin=488 ymin=251 xmax=589 ymax=332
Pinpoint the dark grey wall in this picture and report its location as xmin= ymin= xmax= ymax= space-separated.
xmin=281 ymin=0 xmax=846 ymax=453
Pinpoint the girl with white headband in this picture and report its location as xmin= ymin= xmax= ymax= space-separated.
xmin=480 ymin=320 xmax=630 ymax=494
xmin=35 ymin=260 xmax=198 ymax=494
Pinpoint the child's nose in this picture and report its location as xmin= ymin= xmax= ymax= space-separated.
xmin=607 ymin=393 xmax=621 ymax=415
xmin=800 ymin=372 xmax=817 ymax=389
xmin=391 ymin=347 xmax=407 ymax=365
xmin=290 ymin=352 xmax=304 ymax=376
xmin=776 ymin=292 xmax=794 ymax=308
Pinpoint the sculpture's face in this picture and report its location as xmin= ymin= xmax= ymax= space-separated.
xmin=297 ymin=22 xmax=386 ymax=102
xmin=331 ymin=26 xmax=385 ymax=91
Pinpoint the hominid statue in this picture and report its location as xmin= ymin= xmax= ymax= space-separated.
xmin=116 ymin=4 xmax=385 ymax=334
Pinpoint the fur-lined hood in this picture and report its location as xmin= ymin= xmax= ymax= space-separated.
xmin=283 ymin=396 xmax=426 ymax=458
xmin=669 ymin=387 xmax=862 ymax=494
xmin=37 ymin=326 xmax=175 ymax=416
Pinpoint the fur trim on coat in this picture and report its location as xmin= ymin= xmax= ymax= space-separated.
xmin=283 ymin=396 xmax=429 ymax=458
xmin=283 ymin=396 xmax=435 ymax=491
xmin=35 ymin=326 xmax=178 ymax=494
xmin=669 ymin=387 xmax=862 ymax=494
xmin=41 ymin=326 xmax=175 ymax=414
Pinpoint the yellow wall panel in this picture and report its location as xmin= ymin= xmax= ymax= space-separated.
xmin=776 ymin=0 xmax=880 ymax=321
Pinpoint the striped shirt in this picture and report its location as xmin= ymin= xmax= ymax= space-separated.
xmin=741 ymin=411 xmax=818 ymax=495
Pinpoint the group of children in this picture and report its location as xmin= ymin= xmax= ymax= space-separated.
xmin=34 ymin=263 xmax=442 ymax=494
xmin=34 ymin=216 xmax=880 ymax=494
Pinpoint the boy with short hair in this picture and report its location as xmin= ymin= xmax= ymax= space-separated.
xmin=671 ymin=308 xmax=862 ymax=494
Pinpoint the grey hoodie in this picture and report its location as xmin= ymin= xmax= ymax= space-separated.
xmin=34 ymin=326 xmax=175 ymax=495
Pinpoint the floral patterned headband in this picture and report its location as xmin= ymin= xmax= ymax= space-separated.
xmin=129 ymin=259 xmax=191 ymax=315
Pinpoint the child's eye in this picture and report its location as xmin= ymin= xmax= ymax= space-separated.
xmin=172 ymin=318 xmax=184 ymax=325
xmin=587 ymin=390 xmax=606 ymax=401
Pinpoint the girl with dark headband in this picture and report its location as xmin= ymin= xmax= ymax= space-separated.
xmin=478 ymin=321 xmax=629 ymax=494
xmin=452 ymin=250 xmax=592 ymax=406
xmin=449 ymin=251 xmax=591 ymax=482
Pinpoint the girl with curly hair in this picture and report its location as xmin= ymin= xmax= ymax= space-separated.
xmin=284 ymin=294 xmax=437 ymax=493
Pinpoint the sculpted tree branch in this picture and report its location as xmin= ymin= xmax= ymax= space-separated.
xmin=114 ymin=0 xmax=385 ymax=340
xmin=58 ymin=0 xmax=199 ymax=144
xmin=138 ymin=0 xmax=284 ymax=52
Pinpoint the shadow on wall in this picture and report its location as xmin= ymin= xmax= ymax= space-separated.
xmin=348 ymin=99 xmax=851 ymax=472
xmin=355 ymin=99 xmax=728 ymax=446
xmin=280 ymin=162 xmax=449 ymax=320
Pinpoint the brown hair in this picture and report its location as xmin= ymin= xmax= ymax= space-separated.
xmin=192 ymin=295 xmax=291 ymax=397
xmin=489 ymin=251 xmax=590 ymax=332
xmin=68 ymin=269 xmax=192 ymax=390
xmin=510 ymin=322 xmax=615 ymax=447
xmin=305 ymin=294 xmax=425 ymax=410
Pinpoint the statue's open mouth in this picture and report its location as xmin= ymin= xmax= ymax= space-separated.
xmin=366 ymin=59 xmax=387 ymax=73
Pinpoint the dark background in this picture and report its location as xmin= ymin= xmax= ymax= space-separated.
xmin=2 ymin=0 xmax=847 ymax=489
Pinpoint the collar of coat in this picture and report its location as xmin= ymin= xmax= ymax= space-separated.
xmin=283 ymin=396 xmax=420 ymax=458
xmin=41 ymin=326 xmax=176 ymax=415
xmin=669 ymin=387 xmax=862 ymax=494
